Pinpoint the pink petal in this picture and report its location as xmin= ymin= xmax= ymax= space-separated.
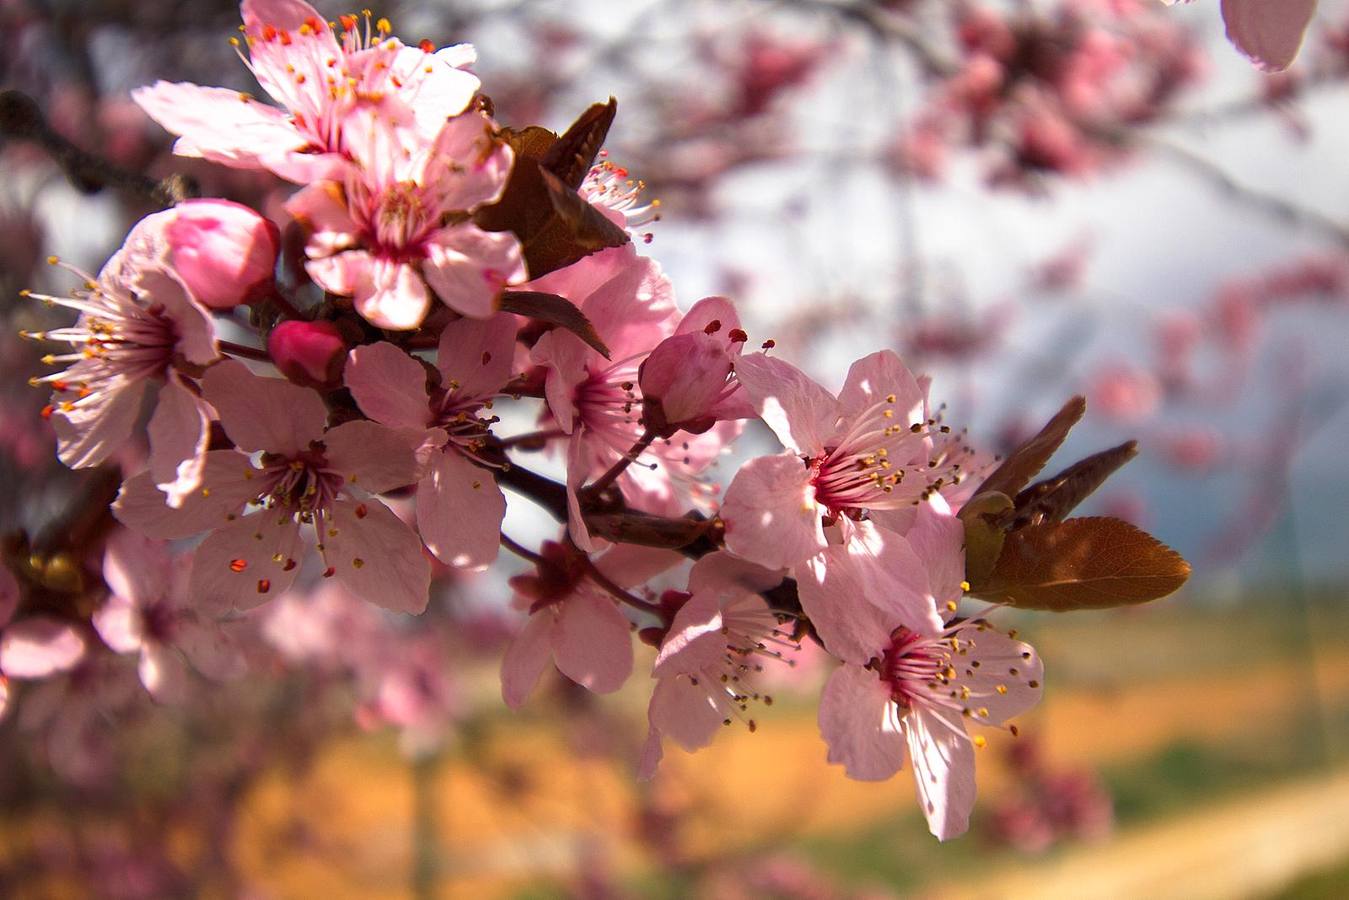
xmin=175 ymin=619 xmax=247 ymax=682
xmin=416 ymin=453 xmax=505 ymax=570
xmin=131 ymin=82 xmax=309 ymax=169
xmin=137 ymin=267 xmax=218 ymax=366
xmin=687 ymin=550 xmax=784 ymax=596
xmin=139 ymin=642 xmax=191 ymax=704
xmin=0 ymin=618 xmax=85 ymax=678
xmin=114 ymin=450 xmax=258 ymax=540
xmin=846 ymin=520 xmax=945 ymax=636
xmin=636 ymin=728 xmax=665 ymax=781
xmin=819 ymin=663 xmax=906 ymax=780
xmin=906 ymin=706 xmax=978 ymax=841
xmin=355 ymin=258 xmax=432 ymax=331
xmin=904 ymin=495 xmax=966 ymax=611
xmin=798 ymin=545 xmax=902 ymax=666
xmin=102 ymin=529 xmax=171 ymax=608
xmin=646 ymin=673 xmax=726 ymax=752
xmin=323 ymin=420 xmax=420 ymax=494
xmin=421 ymin=225 xmax=523 ymax=319
xmin=500 ymin=609 xmax=553 ymax=709
xmin=552 ymin=589 xmax=633 ymax=694
xmin=324 ymin=498 xmax=431 ymax=615
xmin=420 ymin=112 xmax=512 ymax=208
xmin=306 ymin=248 xmax=371 ymax=296
xmin=345 ymin=342 xmax=433 ymax=429
xmin=189 ymin=509 xmax=303 ymax=611
xmin=957 ymin=625 xmax=1044 ymax=725
xmin=148 ymin=373 xmax=213 ymax=508
xmin=732 ymin=353 xmax=838 ymax=455
xmin=287 ymin=183 xmax=359 ymax=255
xmin=531 ymin=329 xmax=593 ymax=433
xmin=434 ymin=312 xmax=517 ymax=402
xmin=565 ymin=433 xmax=597 ymax=552
xmin=203 ymin=359 xmax=328 ymax=455
xmin=53 ymin=376 xmax=150 ymax=469
xmin=721 ymin=453 xmax=825 ymax=570
xmin=653 ymin=590 xmax=726 ymax=678
xmin=592 ymin=543 xmax=685 ymax=590
xmin=675 ymin=296 xmax=742 ymax=338
xmin=92 ymin=597 xmax=143 ymax=654
xmin=1222 ymin=0 xmax=1316 ymax=72
xmin=836 ymin=350 xmax=925 ymax=433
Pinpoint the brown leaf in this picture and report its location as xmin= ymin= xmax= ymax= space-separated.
xmin=974 ymin=396 xmax=1086 ymax=500
xmin=475 ymin=102 xmax=629 ymax=279
xmin=1007 ymin=440 xmax=1138 ymax=529
xmin=498 ymin=290 xmax=610 ymax=358
xmin=973 ymin=517 xmax=1191 ymax=611
xmin=542 ymin=98 xmax=617 ymax=190
xmin=958 ymin=491 xmax=1014 ymax=589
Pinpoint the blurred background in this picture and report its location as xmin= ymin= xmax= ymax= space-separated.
xmin=3 ymin=0 xmax=1349 ymax=896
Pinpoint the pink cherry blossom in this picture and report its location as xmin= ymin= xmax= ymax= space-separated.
xmin=132 ymin=1 xmax=481 ymax=183
xmin=113 ymin=360 xmax=429 ymax=614
xmin=22 ymin=241 xmax=217 ymax=508
xmin=345 ymin=314 xmax=517 ymax=570
xmin=500 ymin=541 xmax=679 ymax=708
xmin=637 ymin=552 xmax=798 ymax=779
xmin=817 ymin=618 xmax=1044 ymax=840
xmin=721 ymin=349 xmax=936 ymax=571
xmin=287 ymin=106 xmax=523 ymax=329
xmin=94 ymin=530 xmax=245 ymax=703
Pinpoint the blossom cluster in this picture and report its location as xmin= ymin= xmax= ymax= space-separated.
xmin=8 ymin=0 xmax=1189 ymax=841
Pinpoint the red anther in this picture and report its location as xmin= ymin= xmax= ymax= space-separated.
xmin=703 ymin=319 xmax=723 ymax=335
xmin=728 ymin=328 xmax=749 ymax=343
xmin=262 ymin=24 xmax=278 ymax=41
xmin=419 ymin=38 xmax=435 ymax=53
xmin=355 ymin=503 xmax=368 ymax=519
xmin=282 ymin=558 xmax=297 ymax=571
xmin=616 ymin=167 xmax=628 ymax=177
xmin=761 ymin=339 xmax=776 ymax=350
xmin=50 ymin=380 xmax=69 ymax=392
xmin=257 ymin=578 xmax=271 ymax=593
xmin=642 ymin=233 xmax=654 ymax=244
xmin=229 ymin=558 xmax=248 ymax=573
xmin=279 ymin=30 xmax=293 ymax=45
xmin=305 ymin=16 xmax=323 ymax=31
xmin=340 ymin=14 xmax=358 ymax=31
xmin=40 ymin=404 xmax=54 ymax=420
xmin=322 ymin=566 xmax=336 ymax=578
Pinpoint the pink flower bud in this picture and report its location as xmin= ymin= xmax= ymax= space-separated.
xmin=268 ymin=320 xmax=347 ymax=389
xmin=639 ymin=332 xmax=736 ymax=437
xmin=163 ymin=200 xmax=280 ymax=309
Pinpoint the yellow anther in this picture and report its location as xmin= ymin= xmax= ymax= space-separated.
xmin=996 ymin=684 xmax=1008 ymax=695
xmin=973 ymin=735 xmax=987 ymax=749
xmin=46 ymin=256 xmax=58 ymax=265
xmin=960 ymin=580 xmax=971 ymax=592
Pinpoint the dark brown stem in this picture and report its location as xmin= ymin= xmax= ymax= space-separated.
xmin=218 ymin=340 xmax=272 ymax=363
xmin=500 ymin=532 xmax=545 ymax=565
xmin=494 ymin=459 xmax=570 ymax=522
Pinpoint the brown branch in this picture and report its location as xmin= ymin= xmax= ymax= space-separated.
xmin=1 ymin=89 xmax=197 ymax=207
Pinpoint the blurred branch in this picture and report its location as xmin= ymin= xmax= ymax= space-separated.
xmin=0 ymin=89 xmax=197 ymax=207
xmin=1140 ymin=134 xmax=1349 ymax=249
xmin=777 ymin=0 xmax=959 ymax=76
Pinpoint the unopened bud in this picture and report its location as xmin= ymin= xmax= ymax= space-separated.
xmin=268 ymin=320 xmax=346 ymax=389
xmin=163 ymin=200 xmax=280 ymax=309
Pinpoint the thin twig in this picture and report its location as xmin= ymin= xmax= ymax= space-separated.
xmin=587 ymin=430 xmax=656 ymax=497
xmin=582 ymin=556 xmax=666 ymax=619
xmin=500 ymin=532 xmax=545 ymax=565
xmin=218 ymin=340 xmax=272 ymax=362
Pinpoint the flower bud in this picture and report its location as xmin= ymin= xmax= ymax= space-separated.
xmin=163 ymin=200 xmax=280 ymax=309
xmin=639 ymin=332 xmax=734 ymax=438
xmin=268 ymin=320 xmax=346 ymax=389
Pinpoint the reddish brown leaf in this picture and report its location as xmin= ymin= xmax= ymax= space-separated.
xmin=498 ymin=290 xmax=610 ymax=358
xmin=542 ymin=98 xmax=617 ymax=190
xmin=1007 ymin=440 xmax=1138 ymax=529
xmin=974 ymin=396 xmax=1086 ymax=500
xmin=475 ymin=101 xmax=629 ymax=279
xmin=973 ymin=517 xmax=1191 ymax=610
